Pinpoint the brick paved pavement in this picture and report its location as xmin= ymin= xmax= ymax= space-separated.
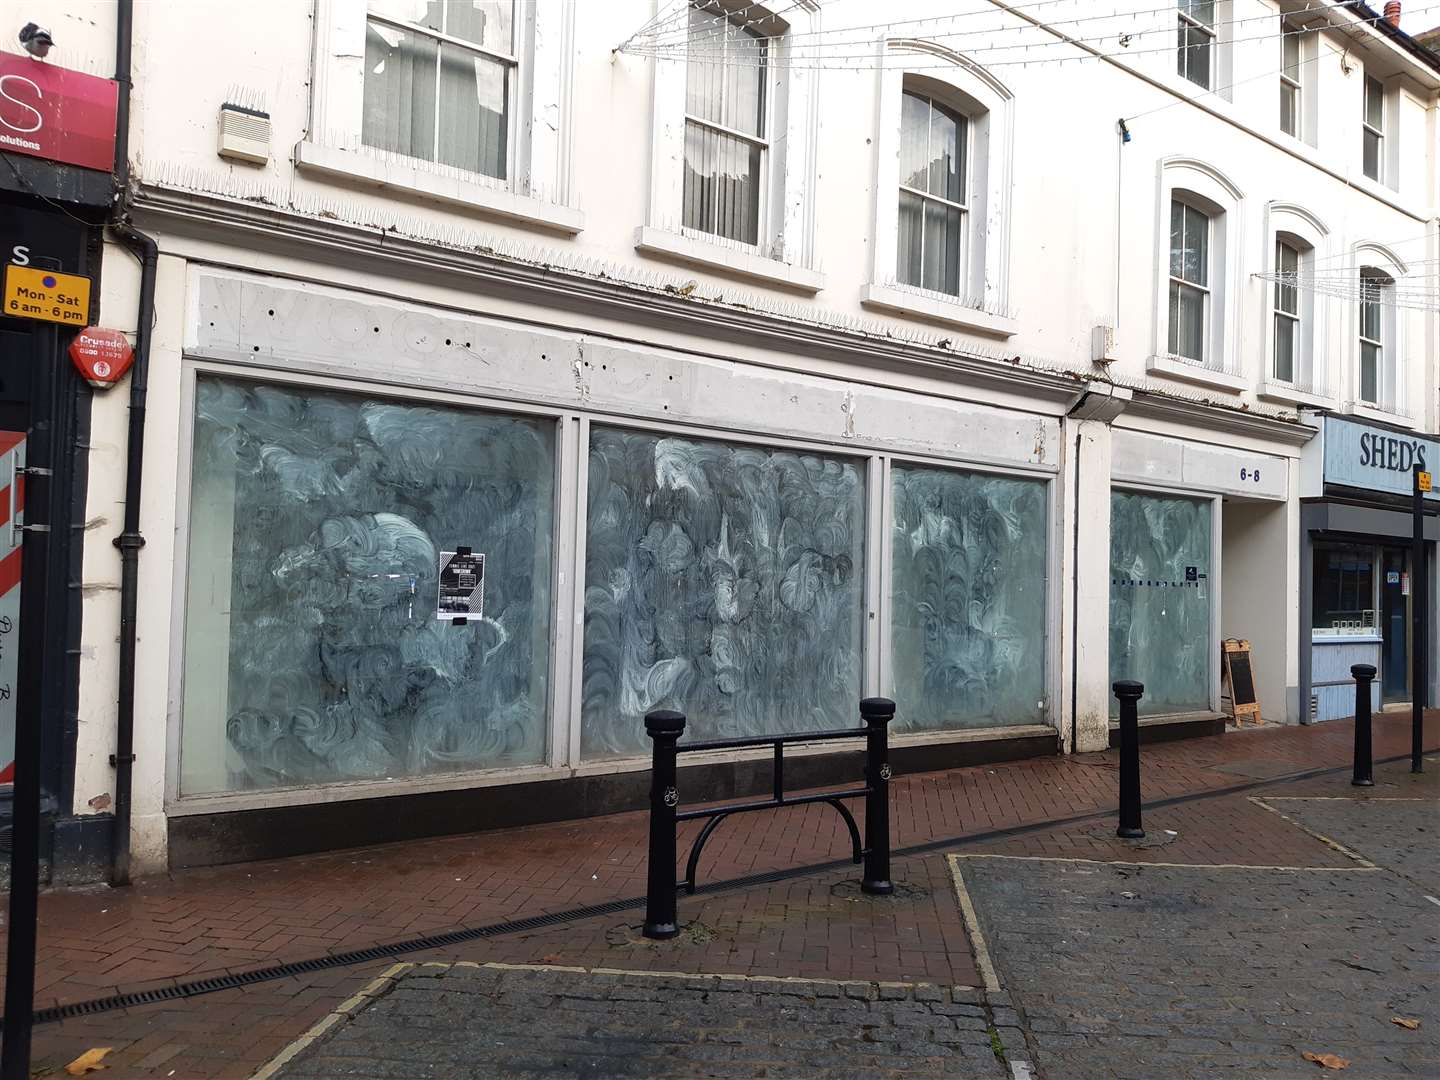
xmin=956 ymin=757 xmax=1440 ymax=1079
xmin=272 ymin=963 xmax=1012 ymax=1079
xmin=8 ymin=712 xmax=1438 ymax=1077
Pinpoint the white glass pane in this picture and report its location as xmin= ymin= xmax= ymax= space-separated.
xmin=1360 ymin=342 xmax=1380 ymax=403
xmin=1275 ymin=243 xmax=1298 ymax=315
xmin=897 ymin=189 xmax=924 ymax=288
xmin=1180 ymin=23 xmax=1211 ymax=88
xmin=890 ymin=466 xmax=1047 ymax=732
xmin=899 ymin=91 xmax=930 ymax=192
xmin=1170 ymin=282 xmax=1204 ymax=362
xmin=1280 ymin=82 xmax=1299 ymax=137
xmin=179 ymin=378 xmax=555 ymax=795
xmin=931 ymin=104 xmax=964 ymax=203
xmin=686 ymin=7 xmax=766 ymax=138
xmin=437 ymin=47 xmax=508 ymax=179
xmin=580 ymin=429 xmax=865 ymax=759
xmin=1184 ymin=204 xmax=1208 ymax=287
xmin=362 ymin=19 xmax=438 ymax=162
xmin=1169 ymin=200 xmax=1184 ymax=278
xmin=1181 ymin=0 xmax=1216 ymax=25
xmin=1282 ymin=26 xmax=1300 ymax=75
xmin=922 ymin=199 xmax=962 ymax=295
xmin=1363 ymin=129 xmax=1381 ymax=181
xmin=441 ymin=1 xmax=513 ymax=53
xmin=1365 ymin=76 xmax=1384 ymax=130
xmin=1110 ymin=492 xmax=1213 ymax=717
xmin=1274 ymin=314 xmax=1295 ymax=383
xmin=683 ymin=122 xmax=760 ymax=244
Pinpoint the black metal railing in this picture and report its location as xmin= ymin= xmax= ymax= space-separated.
xmin=642 ymin=698 xmax=895 ymax=940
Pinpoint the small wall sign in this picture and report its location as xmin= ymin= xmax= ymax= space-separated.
xmin=68 ymin=327 xmax=133 ymax=387
xmin=436 ymin=547 xmax=485 ymax=622
xmin=3 ymin=264 xmax=89 ymax=325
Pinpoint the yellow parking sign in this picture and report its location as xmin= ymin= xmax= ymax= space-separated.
xmin=1421 ymin=471 xmax=1433 ymax=493
xmin=3 ymin=264 xmax=91 ymax=326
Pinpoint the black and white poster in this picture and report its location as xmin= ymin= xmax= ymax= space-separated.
xmin=436 ymin=548 xmax=485 ymax=620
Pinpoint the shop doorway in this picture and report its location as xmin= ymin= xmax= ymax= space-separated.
xmin=1379 ymin=548 xmax=1410 ymax=703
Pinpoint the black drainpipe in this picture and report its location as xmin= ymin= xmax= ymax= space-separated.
xmin=108 ymin=0 xmax=155 ymax=887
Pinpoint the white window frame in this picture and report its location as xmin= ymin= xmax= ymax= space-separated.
xmin=1273 ymin=240 xmax=1300 ymax=380
xmin=1149 ymin=158 xmax=1244 ymax=392
xmin=638 ymin=0 xmax=823 ymax=293
xmin=1346 ymin=243 xmax=1409 ymax=423
xmin=1258 ymin=202 xmax=1331 ymax=407
xmin=1362 ymin=73 xmax=1385 ymax=183
xmin=896 ymin=87 xmax=969 ymax=298
xmin=301 ymin=0 xmax=581 ymax=233
xmin=1278 ymin=17 xmax=1304 ymax=139
xmin=1176 ymin=1 xmax=1217 ymax=90
xmin=861 ymin=40 xmax=1016 ymax=339
xmin=1168 ymin=198 xmax=1210 ymax=365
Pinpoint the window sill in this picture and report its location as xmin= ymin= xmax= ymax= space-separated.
xmin=1341 ymin=400 xmax=1415 ymax=428
xmin=293 ymin=141 xmax=584 ymax=235
xmin=1146 ymin=354 xmax=1247 ymax=393
xmin=858 ymin=283 xmax=1017 ymax=338
xmin=633 ymin=226 xmax=824 ymax=293
xmin=1256 ymin=380 xmax=1333 ymax=409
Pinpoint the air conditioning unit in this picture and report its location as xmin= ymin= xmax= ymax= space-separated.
xmin=218 ymin=103 xmax=271 ymax=165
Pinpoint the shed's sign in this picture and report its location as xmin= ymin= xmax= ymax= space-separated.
xmin=1324 ymin=417 xmax=1439 ymax=501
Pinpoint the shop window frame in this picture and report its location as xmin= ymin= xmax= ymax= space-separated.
xmin=1107 ymin=482 xmax=1223 ymax=718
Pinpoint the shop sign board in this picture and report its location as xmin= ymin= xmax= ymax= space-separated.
xmin=1323 ymin=417 xmax=1438 ymax=502
xmin=0 ymin=53 xmax=119 ymax=172
xmin=3 ymin=264 xmax=89 ymax=325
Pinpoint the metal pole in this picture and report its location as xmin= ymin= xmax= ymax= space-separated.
xmin=1351 ymin=664 xmax=1376 ymax=787
xmin=642 ymin=709 xmax=685 ymax=940
xmin=860 ymin=697 xmax=894 ymax=895
xmin=1413 ymin=464 xmax=1426 ymax=774
xmin=1113 ymin=680 xmax=1145 ymax=838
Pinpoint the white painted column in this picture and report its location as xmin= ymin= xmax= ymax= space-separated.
xmin=1058 ymin=416 xmax=1117 ymax=754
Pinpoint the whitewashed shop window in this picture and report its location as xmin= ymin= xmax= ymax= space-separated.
xmin=640 ymin=2 xmax=821 ymax=287
xmin=304 ymin=0 xmax=579 ymax=229
xmin=862 ymin=44 xmax=1015 ymax=338
xmin=1110 ymin=491 xmax=1214 ymax=717
xmin=580 ymin=428 xmax=864 ymax=760
xmin=178 ymin=377 xmax=555 ymax=795
xmin=889 ymin=465 xmax=1047 ymax=733
xmin=1150 ymin=159 xmax=1243 ymax=388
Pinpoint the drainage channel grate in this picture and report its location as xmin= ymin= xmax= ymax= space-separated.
xmin=6 ymin=745 xmax=1430 ymax=1030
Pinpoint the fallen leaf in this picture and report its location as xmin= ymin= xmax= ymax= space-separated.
xmin=539 ymin=954 xmax=562 ymax=964
xmin=1390 ymin=1017 xmax=1421 ymax=1030
xmin=1302 ymin=1051 xmax=1350 ymax=1070
xmin=65 ymin=1048 xmax=112 ymax=1076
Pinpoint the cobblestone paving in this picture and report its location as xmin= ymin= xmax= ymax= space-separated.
xmin=275 ymin=964 xmax=1015 ymax=1078
xmin=958 ymin=793 xmax=1440 ymax=1079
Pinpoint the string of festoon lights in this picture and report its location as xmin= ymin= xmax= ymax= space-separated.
xmin=616 ymin=0 xmax=1433 ymax=72
xmin=619 ymin=0 xmax=1440 ymax=311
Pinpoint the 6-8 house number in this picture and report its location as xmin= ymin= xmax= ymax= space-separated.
xmin=1239 ymin=467 xmax=1262 ymax=483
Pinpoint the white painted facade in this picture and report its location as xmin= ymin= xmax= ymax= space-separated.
xmin=18 ymin=0 xmax=1438 ymax=872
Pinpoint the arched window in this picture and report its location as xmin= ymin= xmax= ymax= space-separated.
xmin=897 ymin=90 xmax=967 ymax=296
xmin=862 ymin=45 xmax=1014 ymax=338
xmin=1358 ymin=267 xmax=1395 ymax=407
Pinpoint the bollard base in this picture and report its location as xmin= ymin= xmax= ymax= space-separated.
xmin=641 ymin=922 xmax=680 ymax=941
xmin=1116 ymin=826 xmax=1145 ymax=839
xmin=1351 ymin=778 xmax=1375 ymax=787
xmin=861 ymin=879 xmax=894 ymax=896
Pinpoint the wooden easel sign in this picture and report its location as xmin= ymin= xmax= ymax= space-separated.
xmin=1222 ymin=639 xmax=1261 ymax=725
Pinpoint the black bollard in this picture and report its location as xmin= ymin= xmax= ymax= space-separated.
xmin=860 ymin=697 xmax=895 ymax=895
xmin=1113 ymin=680 xmax=1145 ymax=838
xmin=1351 ymin=664 xmax=1376 ymax=787
xmin=642 ymin=709 xmax=686 ymax=940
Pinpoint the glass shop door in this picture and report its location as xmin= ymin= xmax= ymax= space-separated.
xmin=1380 ymin=548 xmax=1410 ymax=704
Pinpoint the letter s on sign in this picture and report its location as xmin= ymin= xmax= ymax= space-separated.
xmin=0 ymin=74 xmax=43 ymax=135
xmin=10 ymin=245 xmax=28 ymax=267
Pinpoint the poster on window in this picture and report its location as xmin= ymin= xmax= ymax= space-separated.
xmin=436 ymin=549 xmax=485 ymax=621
